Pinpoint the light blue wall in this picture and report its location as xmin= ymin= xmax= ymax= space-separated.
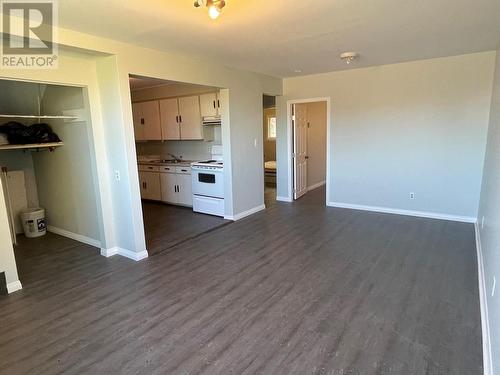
xmin=477 ymin=49 xmax=500 ymax=374
xmin=278 ymin=52 xmax=496 ymax=219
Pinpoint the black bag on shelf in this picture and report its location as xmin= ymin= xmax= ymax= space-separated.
xmin=0 ymin=121 xmax=61 ymax=145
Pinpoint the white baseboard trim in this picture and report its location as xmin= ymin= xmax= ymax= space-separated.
xmin=307 ymin=181 xmax=326 ymax=192
xmin=7 ymin=280 xmax=22 ymax=294
xmin=47 ymin=226 xmax=101 ymax=248
xmin=100 ymin=247 xmax=119 ymax=257
xmin=327 ymin=202 xmax=477 ymax=223
xmin=225 ymin=204 xmax=266 ymax=221
xmin=276 ymin=196 xmax=293 ymax=203
xmin=475 ymin=223 xmax=493 ymax=375
xmin=100 ymin=247 xmax=148 ymax=261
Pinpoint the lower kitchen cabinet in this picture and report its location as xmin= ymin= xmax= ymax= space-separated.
xmin=159 ymin=167 xmax=193 ymax=207
xmin=139 ymin=171 xmax=162 ymax=201
xmin=177 ymin=173 xmax=193 ymax=206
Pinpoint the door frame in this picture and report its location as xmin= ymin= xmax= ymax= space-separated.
xmin=286 ymin=97 xmax=331 ymax=204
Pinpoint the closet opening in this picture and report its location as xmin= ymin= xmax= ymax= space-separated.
xmin=0 ymin=78 xmax=104 ymax=289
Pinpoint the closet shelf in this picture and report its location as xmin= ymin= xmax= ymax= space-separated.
xmin=0 ymin=142 xmax=64 ymax=151
xmin=0 ymin=115 xmax=78 ymax=120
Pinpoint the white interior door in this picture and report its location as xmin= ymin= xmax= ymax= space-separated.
xmin=293 ymin=103 xmax=308 ymax=199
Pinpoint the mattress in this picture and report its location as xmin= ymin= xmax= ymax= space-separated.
xmin=264 ymin=161 xmax=277 ymax=171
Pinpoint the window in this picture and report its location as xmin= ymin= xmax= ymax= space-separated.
xmin=267 ymin=116 xmax=277 ymax=140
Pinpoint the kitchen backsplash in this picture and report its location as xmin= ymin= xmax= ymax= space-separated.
xmin=136 ymin=139 xmax=221 ymax=161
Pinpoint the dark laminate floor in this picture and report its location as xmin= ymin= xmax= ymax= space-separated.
xmin=0 ymin=187 xmax=482 ymax=375
xmin=142 ymin=201 xmax=230 ymax=255
xmin=265 ymin=184 xmax=277 ymax=208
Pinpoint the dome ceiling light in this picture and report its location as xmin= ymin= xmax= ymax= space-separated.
xmin=340 ymin=52 xmax=359 ymax=65
xmin=194 ymin=0 xmax=226 ymax=20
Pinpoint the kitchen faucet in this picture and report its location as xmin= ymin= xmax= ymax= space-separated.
xmin=167 ymin=153 xmax=182 ymax=162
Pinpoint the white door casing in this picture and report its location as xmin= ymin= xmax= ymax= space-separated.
xmin=293 ymin=103 xmax=308 ymax=199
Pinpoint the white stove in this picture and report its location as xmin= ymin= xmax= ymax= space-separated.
xmin=191 ymin=146 xmax=225 ymax=217
xmin=191 ymin=160 xmax=224 ymax=169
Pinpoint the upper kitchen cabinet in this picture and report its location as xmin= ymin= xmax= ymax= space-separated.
xmin=160 ymin=95 xmax=203 ymax=141
xmin=178 ymin=96 xmax=202 ymax=140
xmin=200 ymin=92 xmax=221 ymax=118
xmin=132 ymin=101 xmax=162 ymax=141
xmin=159 ymin=98 xmax=180 ymax=140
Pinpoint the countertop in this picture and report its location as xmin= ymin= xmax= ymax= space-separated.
xmin=138 ymin=160 xmax=195 ymax=168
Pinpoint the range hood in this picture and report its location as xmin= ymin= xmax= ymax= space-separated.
xmin=202 ymin=116 xmax=221 ymax=126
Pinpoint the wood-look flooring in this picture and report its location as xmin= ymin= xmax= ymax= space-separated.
xmin=264 ymin=184 xmax=277 ymax=208
xmin=0 ymin=187 xmax=482 ymax=374
xmin=142 ymin=201 xmax=230 ymax=255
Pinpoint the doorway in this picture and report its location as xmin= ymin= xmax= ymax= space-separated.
xmin=128 ymin=75 xmax=230 ymax=255
xmin=0 ymin=78 xmax=105 ymax=290
xmin=263 ymin=95 xmax=277 ymax=207
xmin=287 ymin=98 xmax=330 ymax=203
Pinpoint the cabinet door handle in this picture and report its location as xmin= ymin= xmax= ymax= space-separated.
xmin=176 ymin=115 xmax=178 ymax=123
xmin=213 ymin=100 xmax=216 ymax=109
xmin=217 ymin=100 xmax=220 ymax=108
xmin=179 ymin=115 xmax=182 ymax=123
xmin=141 ymin=118 xmax=145 ymax=125
xmin=143 ymin=182 xmax=147 ymax=189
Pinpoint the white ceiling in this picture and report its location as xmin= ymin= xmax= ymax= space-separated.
xmin=129 ymin=76 xmax=176 ymax=90
xmin=59 ymin=0 xmax=500 ymax=78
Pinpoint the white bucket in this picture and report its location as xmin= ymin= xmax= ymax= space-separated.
xmin=21 ymin=208 xmax=46 ymax=238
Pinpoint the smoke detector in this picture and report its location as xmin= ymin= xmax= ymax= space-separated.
xmin=340 ymin=52 xmax=359 ymax=65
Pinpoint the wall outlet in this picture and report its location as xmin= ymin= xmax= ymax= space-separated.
xmin=114 ymin=170 xmax=121 ymax=182
xmin=492 ymin=276 xmax=496 ymax=297
xmin=409 ymin=192 xmax=415 ymax=200
xmin=481 ymin=216 xmax=485 ymax=229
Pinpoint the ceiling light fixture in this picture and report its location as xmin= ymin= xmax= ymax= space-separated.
xmin=194 ymin=0 xmax=226 ymax=20
xmin=340 ymin=52 xmax=359 ymax=65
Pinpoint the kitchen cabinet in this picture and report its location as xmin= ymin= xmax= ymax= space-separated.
xmin=132 ymin=103 xmax=144 ymax=141
xmin=132 ymin=101 xmax=162 ymax=141
xmin=199 ymin=92 xmax=220 ymax=118
xmin=159 ymin=98 xmax=180 ymax=140
xmin=159 ymin=95 xmax=202 ymax=141
xmin=139 ymin=170 xmax=161 ymax=201
xmin=177 ymin=172 xmax=193 ymax=206
xmin=158 ymin=166 xmax=193 ymax=206
xmin=178 ymin=96 xmax=202 ymax=140
xmin=160 ymin=169 xmax=177 ymax=203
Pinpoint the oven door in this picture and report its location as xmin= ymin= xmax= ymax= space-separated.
xmin=191 ymin=167 xmax=224 ymax=199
